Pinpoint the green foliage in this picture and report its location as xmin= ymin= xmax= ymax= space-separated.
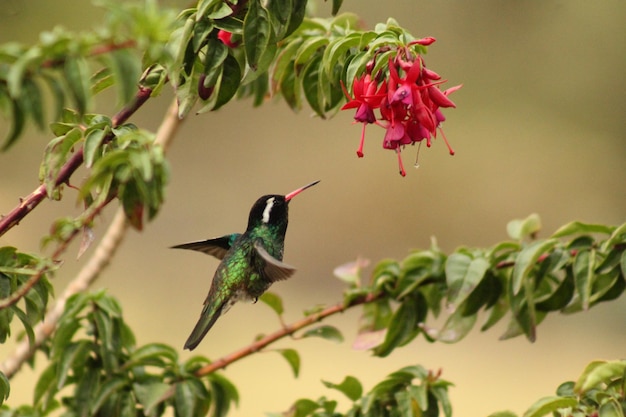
xmin=489 ymin=359 xmax=626 ymax=417
xmin=272 ymin=366 xmax=453 ymax=417
xmin=0 ymin=247 xmax=54 ymax=346
xmin=1 ymin=1 xmax=625 ymax=416
xmin=0 ymin=290 xmax=238 ymax=417
xmin=343 ymin=215 xmax=626 ymax=356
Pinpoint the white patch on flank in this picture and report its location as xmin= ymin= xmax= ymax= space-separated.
xmin=262 ymin=197 xmax=275 ymax=223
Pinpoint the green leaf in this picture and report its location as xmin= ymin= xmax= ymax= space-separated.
xmin=33 ymin=364 xmax=58 ymax=409
xmin=259 ymin=291 xmax=284 ymax=316
xmin=212 ymin=54 xmax=241 ymax=111
xmin=64 ymin=56 xmax=92 ymax=115
xmin=511 ymin=239 xmax=559 ymax=295
xmin=552 ymin=221 xmax=614 ymax=238
xmin=294 ymin=37 xmax=328 ymax=66
xmin=174 ymin=380 xmax=198 ymax=417
xmin=445 ymin=253 xmax=490 ymax=307
xmin=301 ymin=54 xmax=325 ymax=117
xmin=109 ymin=48 xmax=141 ymax=105
xmin=127 ymin=343 xmax=178 ymax=368
xmin=434 ymin=305 xmax=477 ymax=343
xmin=276 ymin=349 xmax=300 ymax=377
xmin=507 ymin=213 xmax=542 ymax=240
xmin=301 ymin=325 xmax=344 ymax=343
xmin=56 ymin=341 xmax=91 ymax=389
xmin=84 ymin=126 xmax=110 ymax=168
xmin=573 ymin=250 xmax=594 ymax=310
xmin=598 ymin=399 xmax=623 ymax=417
xmin=290 ymin=399 xmax=320 ymax=417
xmin=322 ymin=376 xmax=362 ymax=401
xmin=373 ymin=296 xmax=418 ymax=357
xmin=535 ymin=268 xmax=575 ymax=312
xmin=487 ymin=412 xmax=518 ymax=417
xmin=209 ymin=372 xmax=239 ymax=417
xmin=243 ymin=0 xmax=272 ymax=71
xmin=522 ymin=396 xmax=578 ymax=417
xmin=1 ymin=96 xmax=26 ymax=151
xmin=0 ymin=372 xmax=9 ymax=405
xmin=322 ymin=32 xmax=362 ymax=76
xmin=90 ymin=377 xmax=128 ymax=415
xmin=133 ymin=381 xmax=171 ymax=414
xmin=574 ymin=360 xmax=626 ymax=393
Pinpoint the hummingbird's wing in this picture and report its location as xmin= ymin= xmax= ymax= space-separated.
xmin=253 ymin=241 xmax=297 ymax=282
xmin=171 ymin=234 xmax=241 ymax=260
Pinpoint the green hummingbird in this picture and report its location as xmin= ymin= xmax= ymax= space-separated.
xmin=172 ymin=180 xmax=319 ymax=350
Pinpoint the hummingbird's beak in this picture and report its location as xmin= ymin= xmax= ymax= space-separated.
xmin=284 ymin=180 xmax=320 ymax=201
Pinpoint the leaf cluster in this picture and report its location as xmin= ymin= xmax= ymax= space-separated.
xmin=0 ymin=290 xmax=238 ymax=417
xmin=0 ymin=0 xmax=176 ymax=150
xmin=490 ymin=359 xmax=626 ymax=417
xmin=0 ymin=248 xmax=54 ymax=348
xmin=272 ymin=366 xmax=452 ymax=417
xmin=344 ymin=215 xmax=626 ymax=357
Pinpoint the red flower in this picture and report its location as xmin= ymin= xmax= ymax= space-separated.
xmin=340 ymin=42 xmax=461 ymax=176
xmin=341 ymin=74 xmax=386 ymax=157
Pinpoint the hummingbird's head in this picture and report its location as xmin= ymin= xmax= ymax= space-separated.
xmin=246 ymin=181 xmax=320 ymax=231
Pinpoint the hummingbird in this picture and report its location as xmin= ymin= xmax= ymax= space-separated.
xmin=172 ymin=180 xmax=320 ymax=350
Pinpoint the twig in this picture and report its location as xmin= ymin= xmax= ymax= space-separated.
xmin=0 ymin=98 xmax=181 ymax=378
xmin=0 ymin=85 xmax=153 ymax=238
xmin=195 ymin=292 xmax=382 ymax=376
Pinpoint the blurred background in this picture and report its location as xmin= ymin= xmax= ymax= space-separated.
xmin=1 ymin=0 xmax=625 ymax=415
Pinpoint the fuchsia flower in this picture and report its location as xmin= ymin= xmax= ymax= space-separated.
xmin=341 ymin=74 xmax=387 ymax=157
xmin=341 ymin=39 xmax=461 ymax=176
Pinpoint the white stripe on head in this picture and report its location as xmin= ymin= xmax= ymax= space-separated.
xmin=262 ymin=197 xmax=276 ymax=223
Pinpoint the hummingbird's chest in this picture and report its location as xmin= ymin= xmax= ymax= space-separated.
xmin=219 ymin=231 xmax=285 ymax=298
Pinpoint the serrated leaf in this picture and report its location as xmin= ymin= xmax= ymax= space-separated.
xmin=259 ymin=291 xmax=284 ymax=316
xmin=301 ymin=325 xmax=344 ymax=343
xmin=276 ymin=349 xmax=300 ymax=377
xmin=322 ymin=376 xmax=362 ymax=401
xmin=522 ymin=396 xmax=578 ymax=417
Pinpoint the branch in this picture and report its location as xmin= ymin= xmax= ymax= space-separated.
xmin=194 ymin=292 xmax=382 ymax=376
xmin=0 ymin=84 xmax=153 ymax=238
xmin=0 ymin=98 xmax=181 ymax=378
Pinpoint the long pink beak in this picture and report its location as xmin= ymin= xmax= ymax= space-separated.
xmin=285 ymin=180 xmax=320 ymax=201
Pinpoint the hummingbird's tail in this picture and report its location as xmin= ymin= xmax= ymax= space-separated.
xmin=184 ymin=301 xmax=225 ymax=350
